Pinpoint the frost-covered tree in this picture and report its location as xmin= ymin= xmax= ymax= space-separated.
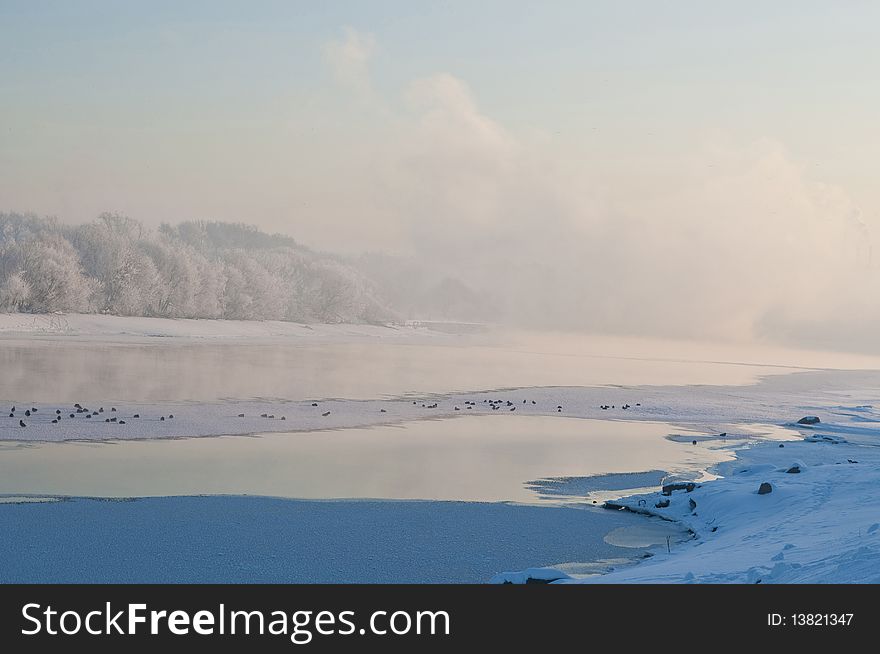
xmin=0 ymin=211 xmax=393 ymax=323
xmin=0 ymin=271 xmax=30 ymax=312
xmin=17 ymin=235 xmax=93 ymax=312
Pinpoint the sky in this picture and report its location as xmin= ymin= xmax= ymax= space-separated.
xmin=2 ymin=1 xmax=879 ymax=348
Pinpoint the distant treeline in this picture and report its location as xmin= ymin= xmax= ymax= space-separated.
xmin=0 ymin=213 xmax=392 ymax=323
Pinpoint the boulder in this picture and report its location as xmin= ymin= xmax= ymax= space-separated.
xmin=757 ymin=482 xmax=773 ymax=495
xmin=661 ymin=481 xmax=697 ymax=496
xmin=797 ymin=416 xmax=821 ymax=425
xmin=785 ymin=465 xmax=801 ymax=474
xmin=654 ymin=499 xmax=670 ymax=508
xmin=490 ymin=568 xmax=571 ymax=584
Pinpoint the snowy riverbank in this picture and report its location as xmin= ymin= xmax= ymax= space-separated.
xmin=495 ymin=408 xmax=880 ymax=584
xmin=0 ymin=312 xmax=465 ymax=344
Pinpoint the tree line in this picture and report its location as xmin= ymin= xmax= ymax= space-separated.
xmin=0 ymin=212 xmax=391 ymax=323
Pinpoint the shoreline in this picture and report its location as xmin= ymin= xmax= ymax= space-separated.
xmin=564 ymin=414 xmax=880 ymax=583
xmin=2 ymin=398 xmax=878 ymax=582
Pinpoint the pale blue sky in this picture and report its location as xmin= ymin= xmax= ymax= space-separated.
xmin=3 ymin=2 xmax=878 ymax=233
xmin=2 ymin=2 xmax=879 ymax=343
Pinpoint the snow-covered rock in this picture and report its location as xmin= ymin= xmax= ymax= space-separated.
xmin=489 ymin=568 xmax=571 ymax=584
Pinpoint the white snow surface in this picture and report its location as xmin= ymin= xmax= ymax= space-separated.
xmin=0 ymin=312 xmax=465 ymax=343
xmin=561 ymin=418 xmax=880 ymax=584
xmin=1 ymin=368 xmax=877 ymax=444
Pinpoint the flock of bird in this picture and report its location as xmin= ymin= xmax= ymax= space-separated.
xmin=410 ymin=398 xmax=643 ymax=414
xmin=599 ymin=403 xmax=640 ymax=410
xmin=6 ymin=398 xmax=646 ymax=430
xmin=7 ymin=404 xmax=172 ymax=428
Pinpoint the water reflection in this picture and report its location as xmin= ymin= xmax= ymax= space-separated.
xmin=0 ymin=416 xmax=742 ymax=503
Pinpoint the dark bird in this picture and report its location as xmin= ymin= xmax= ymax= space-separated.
xmin=133 ymin=414 xmax=140 ymax=418
xmin=281 ymin=416 xmax=286 ymax=420
xmin=160 ymin=416 xmax=165 ymax=421
xmin=168 ymin=414 xmax=174 ymax=419
xmin=312 ymin=403 xmax=319 ymax=407
xmin=523 ymin=400 xmax=526 ymax=404
xmin=110 ymin=417 xmax=117 ymax=422
xmin=455 ymin=407 xmax=460 ymax=411
xmin=268 ymin=415 xmax=274 ymax=419
xmin=56 ymin=409 xmax=61 ymax=414
xmin=322 ymin=411 xmax=331 ymax=417
xmin=105 ymin=418 xmax=110 ymax=423
xmin=85 ymin=414 xmax=92 ymax=419
xmin=119 ymin=420 xmax=126 ymax=424
xmin=51 ymin=419 xmax=57 ymax=424
xmin=261 ymin=413 xmax=268 ymax=418
xmin=25 ymin=410 xmax=30 ymax=417
xmin=69 ymin=414 xmax=74 ymax=418
xmin=111 ymin=407 xmax=117 ymax=412
xmin=510 ymin=407 xmax=516 ymax=411
xmin=31 ymin=407 xmax=37 ymax=412
xmin=380 ymin=409 xmax=387 ymax=413
xmin=692 ymin=440 xmax=697 ymax=445
xmin=10 ymin=406 xmax=14 ymax=412
xmin=99 ymin=408 xmax=104 ymax=413
xmin=8 ymin=413 xmax=12 ymax=418
xmin=19 ymin=420 xmax=25 ymax=428
xmin=557 ymin=408 xmax=562 ymax=413
xmin=531 ymin=400 xmax=536 ymax=404
xmin=74 ymin=403 xmax=82 ymax=409
xmin=237 ymin=413 xmax=245 ymax=417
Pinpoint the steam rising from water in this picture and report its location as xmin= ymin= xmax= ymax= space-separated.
xmin=322 ymin=28 xmax=877 ymax=351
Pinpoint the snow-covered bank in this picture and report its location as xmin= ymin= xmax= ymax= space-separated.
xmin=494 ymin=410 xmax=880 ymax=584
xmin=2 ymin=368 xmax=876 ymax=443
xmin=0 ymin=312 xmax=465 ymax=344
